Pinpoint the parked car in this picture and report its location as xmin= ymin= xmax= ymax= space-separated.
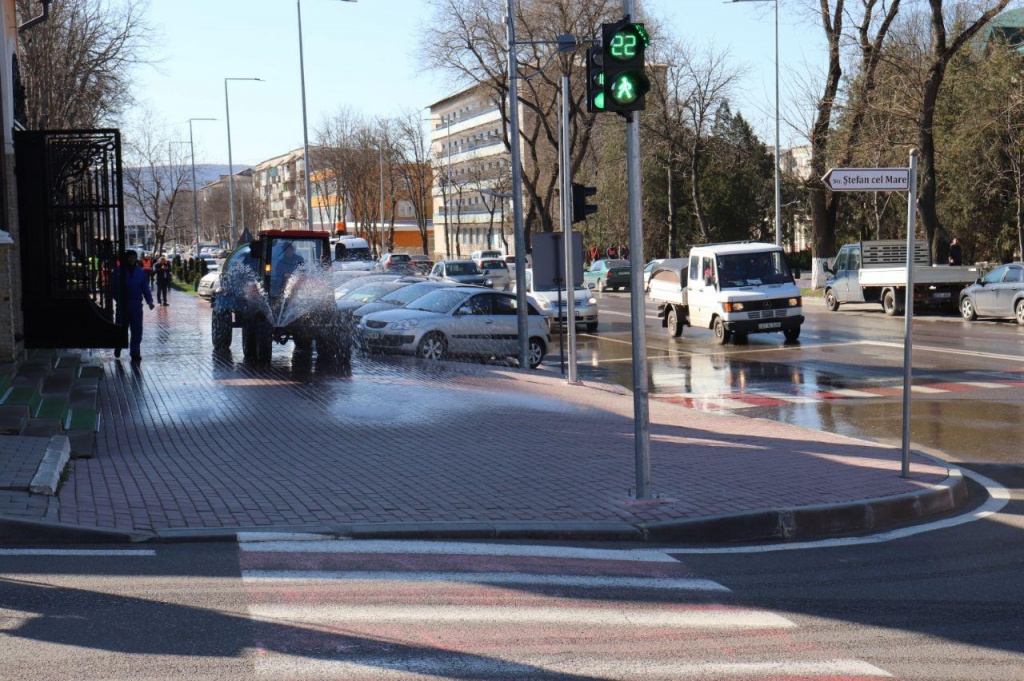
xmin=958 ymin=262 xmax=1024 ymax=324
xmin=477 ymin=258 xmax=511 ymax=290
xmin=351 ymin=280 xmax=454 ymax=324
xmin=333 ymin=274 xmax=418 ymax=301
xmin=379 ymin=252 xmax=414 ymax=273
xmin=643 ymin=259 xmax=665 ymax=292
xmin=429 ymin=260 xmax=491 ymax=286
xmin=408 ymin=254 xmax=434 ymax=274
xmin=471 ymin=249 xmax=505 ymax=261
xmin=335 ymin=280 xmax=416 ymax=314
xmin=196 ymin=270 xmax=221 ymax=302
xmin=197 ymin=253 xmax=220 ymax=272
xmin=357 ymin=286 xmax=550 ymax=368
xmin=515 ymin=269 xmax=598 ymax=332
xmin=584 ymin=259 xmax=631 ymax=292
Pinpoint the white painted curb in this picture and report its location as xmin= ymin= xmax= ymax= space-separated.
xmin=29 ymin=435 xmax=70 ymax=495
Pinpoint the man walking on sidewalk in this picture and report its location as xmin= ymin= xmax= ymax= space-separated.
xmin=114 ymin=249 xmax=155 ymax=362
xmin=154 ymin=255 xmax=172 ymax=306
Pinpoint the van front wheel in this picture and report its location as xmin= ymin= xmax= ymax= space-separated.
xmin=713 ymin=317 xmax=730 ymax=345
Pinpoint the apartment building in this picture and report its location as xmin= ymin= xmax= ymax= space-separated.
xmin=252 ymin=148 xmax=307 ymax=231
xmin=429 ymin=85 xmax=517 ymax=261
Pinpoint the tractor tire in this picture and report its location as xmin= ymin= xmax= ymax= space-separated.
xmin=212 ymin=306 xmax=232 ymax=351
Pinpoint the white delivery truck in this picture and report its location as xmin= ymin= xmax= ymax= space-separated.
xmin=648 ymin=242 xmax=804 ymax=344
xmin=823 ymin=239 xmax=980 ymax=315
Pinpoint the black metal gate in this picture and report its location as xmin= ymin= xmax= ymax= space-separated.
xmin=15 ymin=129 xmax=127 ymax=349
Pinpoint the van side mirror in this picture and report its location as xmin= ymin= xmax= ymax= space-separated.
xmin=824 ymin=263 xmax=834 ymax=275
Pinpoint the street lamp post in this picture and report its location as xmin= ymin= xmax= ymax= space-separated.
xmin=297 ymin=0 xmax=357 ymax=231
xmin=731 ymin=0 xmax=781 ymax=247
xmin=224 ymin=77 xmax=263 ymax=246
xmin=188 ymin=117 xmax=217 ymax=254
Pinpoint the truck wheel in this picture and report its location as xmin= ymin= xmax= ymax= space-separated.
xmin=783 ymin=326 xmax=801 ymax=342
xmin=212 ymin=307 xmax=232 ymax=350
xmin=1016 ymin=299 xmax=1024 ymax=326
xmin=418 ymin=332 xmax=447 ymax=361
xmin=825 ymin=288 xmax=840 ymax=312
xmin=882 ymin=290 xmax=904 ymax=316
xmin=960 ymin=296 xmax=977 ymax=321
xmin=712 ymin=317 xmax=730 ymax=345
xmin=243 ymin=322 xmax=273 ymax=364
xmin=667 ymin=307 xmax=683 ymax=337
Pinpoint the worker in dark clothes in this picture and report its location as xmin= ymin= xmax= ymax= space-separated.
xmin=114 ymin=249 xmax=155 ymax=362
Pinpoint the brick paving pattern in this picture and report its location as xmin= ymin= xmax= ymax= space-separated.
xmin=47 ymin=288 xmax=949 ymax=534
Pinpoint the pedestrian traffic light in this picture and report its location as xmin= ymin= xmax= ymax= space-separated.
xmin=601 ymin=19 xmax=650 ymax=114
xmin=586 ymin=46 xmax=605 ymax=113
xmin=571 ymin=183 xmax=598 ymax=223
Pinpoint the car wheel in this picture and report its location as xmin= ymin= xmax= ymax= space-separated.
xmin=667 ymin=307 xmax=683 ymax=338
xmin=713 ymin=317 xmax=730 ymax=345
xmin=783 ymin=326 xmax=801 ymax=342
xmin=211 ymin=306 xmax=232 ymax=351
xmin=585 ymin=321 xmax=598 ymax=333
xmin=526 ymin=336 xmax=546 ymax=369
xmin=960 ymin=296 xmax=977 ymax=321
xmin=417 ymin=332 xmax=447 ymax=361
xmin=882 ymin=289 xmax=903 ymax=316
xmin=1016 ymin=298 xmax=1024 ymax=326
xmin=825 ymin=288 xmax=840 ymax=312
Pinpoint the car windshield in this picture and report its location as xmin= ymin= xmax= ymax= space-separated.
xmin=480 ymin=259 xmax=505 ymax=270
xmin=407 ymin=288 xmax=473 ymax=313
xmin=379 ymin=282 xmax=442 ymax=305
xmin=715 ymin=251 xmax=792 ymax=288
xmin=603 ymin=259 xmax=630 ymax=269
xmin=445 ymin=262 xmax=481 ymax=276
xmin=337 ymin=246 xmax=372 ymax=261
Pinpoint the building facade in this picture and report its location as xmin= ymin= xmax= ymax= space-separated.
xmin=429 ymin=85 xmax=517 ymax=261
xmin=0 ymin=0 xmax=23 ymax=362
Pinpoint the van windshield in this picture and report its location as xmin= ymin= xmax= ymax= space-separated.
xmin=339 ymin=246 xmax=372 ymax=261
xmin=715 ymin=251 xmax=792 ymax=288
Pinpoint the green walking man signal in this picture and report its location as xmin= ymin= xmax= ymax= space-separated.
xmin=600 ymin=19 xmax=650 ymax=114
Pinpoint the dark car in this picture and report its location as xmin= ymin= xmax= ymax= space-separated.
xmin=959 ymin=262 xmax=1024 ymax=324
xmin=380 ymin=253 xmax=414 ymax=273
xmin=584 ymin=259 xmax=631 ymax=292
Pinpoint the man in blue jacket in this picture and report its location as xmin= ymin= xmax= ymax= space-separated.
xmin=115 ymin=249 xmax=155 ymax=362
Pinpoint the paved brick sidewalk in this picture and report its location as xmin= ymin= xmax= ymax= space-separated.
xmin=4 ymin=288 xmax=961 ymax=543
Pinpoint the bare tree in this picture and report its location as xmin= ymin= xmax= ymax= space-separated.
xmin=16 ymin=0 xmax=150 ymax=129
xmin=422 ymin=0 xmax=620 ymax=244
xmin=912 ymin=0 xmax=1011 ymax=262
xmin=393 ymin=113 xmax=436 ymax=255
xmin=122 ymin=109 xmax=191 ymax=255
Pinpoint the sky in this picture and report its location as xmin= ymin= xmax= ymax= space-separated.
xmin=130 ymin=0 xmax=826 ymax=168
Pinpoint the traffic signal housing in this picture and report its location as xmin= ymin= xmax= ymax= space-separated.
xmin=586 ymin=46 xmax=605 ymax=113
xmin=601 ymin=20 xmax=650 ymax=114
xmin=571 ymin=183 xmax=598 ymax=223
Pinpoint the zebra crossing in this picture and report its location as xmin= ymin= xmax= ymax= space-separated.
xmin=654 ymin=371 xmax=1024 ymax=412
xmin=238 ymin=536 xmax=893 ymax=679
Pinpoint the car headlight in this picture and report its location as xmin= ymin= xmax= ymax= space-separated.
xmin=586 ymin=297 xmax=597 ymax=306
xmin=534 ymin=297 xmax=552 ymax=311
xmin=788 ymin=297 xmax=801 ymax=307
xmin=723 ymin=302 xmax=745 ymax=312
xmin=390 ymin=319 xmax=419 ymax=331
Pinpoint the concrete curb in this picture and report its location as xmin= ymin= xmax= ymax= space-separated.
xmin=0 ymin=467 xmax=974 ymax=546
xmin=27 ymin=435 xmax=70 ymax=496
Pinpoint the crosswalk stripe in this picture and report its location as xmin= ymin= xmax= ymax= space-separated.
xmin=253 ymin=656 xmax=893 ymax=679
xmin=822 ymin=388 xmax=881 ymax=398
xmin=959 ymin=381 xmax=1009 ymax=389
xmin=910 ymin=385 xmax=948 ymax=394
xmin=239 ymin=539 xmax=680 ymax=562
xmin=249 ymin=604 xmax=797 ymax=628
xmin=241 ymin=570 xmax=730 ymax=591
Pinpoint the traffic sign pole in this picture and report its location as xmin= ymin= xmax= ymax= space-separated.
xmin=901 ymin=150 xmax=919 ymax=479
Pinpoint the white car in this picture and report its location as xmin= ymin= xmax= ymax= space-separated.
xmin=197 ymin=253 xmax=220 ymax=272
xmin=357 ymin=286 xmax=550 ymax=368
xmin=196 ymin=271 xmax=221 ymax=302
xmin=515 ymin=269 xmax=599 ymax=332
xmin=477 ymin=258 xmax=512 ymax=290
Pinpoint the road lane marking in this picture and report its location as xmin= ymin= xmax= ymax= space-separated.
xmin=822 ymin=388 xmax=880 ymax=398
xmin=239 ymin=539 xmax=679 ymax=562
xmin=0 ymin=549 xmax=156 ymax=556
xmin=241 ymin=570 xmax=730 ymax=592
xmin=254 ymin=657 xmax=892 ymax=679
xmin=249 ymin=605 xmax=796 ymax=628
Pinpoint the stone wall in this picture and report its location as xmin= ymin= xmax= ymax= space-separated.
xmin=0 ymin=150 xmax=23 ymax=363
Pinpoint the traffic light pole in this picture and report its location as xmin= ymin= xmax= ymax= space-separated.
xmin=560 ymin=74 xmax=578 ymax=383
xmin=623 ymin=0 xmax=652 ymax=500
xmin=506 ymin=0 xmax=529 ymax=369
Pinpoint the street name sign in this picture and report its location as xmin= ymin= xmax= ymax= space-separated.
xmin=822 ymin=167 xmax=909 ymax=192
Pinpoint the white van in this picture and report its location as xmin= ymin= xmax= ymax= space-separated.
xmin=332 ymin=236 xmax=374 ymax=271
xmin=470 ymin=249 xmax=504 ymax=261
xmin=647 ymin=242 xmax=803 ymax=344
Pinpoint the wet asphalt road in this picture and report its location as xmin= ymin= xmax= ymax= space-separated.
xmin=570 ymin=291 xmax=1024 ymax=468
